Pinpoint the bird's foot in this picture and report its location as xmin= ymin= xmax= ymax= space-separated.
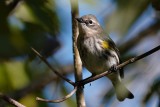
xmin=109 ymin=65 xmax=118 ymax=73
xmin=75 ymin=81 xmax=84 ymax=88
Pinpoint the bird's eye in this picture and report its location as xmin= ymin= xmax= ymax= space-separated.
xmin=80 ymin=18 xmax=83 ymax=22
xmin=89 ymin=20 xmax=93 ymax=24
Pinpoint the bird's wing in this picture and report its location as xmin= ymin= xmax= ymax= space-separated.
xmin=100 ymin=35 xmax=124 ymax=78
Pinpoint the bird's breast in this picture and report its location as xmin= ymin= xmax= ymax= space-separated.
xmin=77 ymin=36 xmax=108 ymax=73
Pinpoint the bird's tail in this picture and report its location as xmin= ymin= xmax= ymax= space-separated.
xmin=111 ymin=80 xmax=134 ymax=101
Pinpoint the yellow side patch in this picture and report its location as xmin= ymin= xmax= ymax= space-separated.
xmin=102 ymin=41 xmax=109 ymax=49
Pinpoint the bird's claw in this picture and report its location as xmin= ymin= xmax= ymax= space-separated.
xmin=109 ymin=65 xmax=118 ymax=72
xmin=75 ymin=81 xmax=84 ymax=88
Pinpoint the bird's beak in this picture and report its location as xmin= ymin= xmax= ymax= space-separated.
xmin=75 ymin=18 xmax=84 ymax=23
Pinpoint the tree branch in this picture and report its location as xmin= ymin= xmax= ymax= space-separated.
xmin=0 ymin=93 xmax=26 ymax=107
xmin=31 ymin=42 xmax=160 ymax=104
xmin=70 ymin=0 xmax=86 ymax=107
xmin=36 ymin=86 xmax=77 ymax=103
xmin=77 ymin=45 xmax=160 ymax=86
xmin=31 ymin=47 xmax=75 ymax=86
xmin=31 ymin=28 xmax=160 ymax=104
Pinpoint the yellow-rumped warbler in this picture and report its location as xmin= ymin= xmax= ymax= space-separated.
xmin=76 ymin=14 xmax=134 ymax=101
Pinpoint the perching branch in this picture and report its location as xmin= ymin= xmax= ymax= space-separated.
xmin=31 ymin=36 xmax=160 ymax=104
xmin=31 ymin=38 xmax=160 ymax=104
xmin=0 ymin=93 xmax=26 ymax=107
xmin=31 ymin=47 xmax=75 ymax=86
xmin=77 ymin=44 xmax=160 ymax=86
xmin=36 ymin=86 xmax=77 ymax=103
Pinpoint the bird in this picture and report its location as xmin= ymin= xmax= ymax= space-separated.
xmin=76 ymin=14 xmax=134 ymax=101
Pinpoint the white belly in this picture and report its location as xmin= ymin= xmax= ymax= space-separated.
xmin=82 ymin=51 xmax=118 ymax=74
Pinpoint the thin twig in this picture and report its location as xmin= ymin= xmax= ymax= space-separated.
xmin=36 ymin=86 xmax=77 ymax=103
xmin=0 ymin=93 xmax=26 ymax=107
xmin=77 ymin=45 xmax=160 ymax=86
xmin=14 ymin=73 xmax=58 ymax=100
xmin=31 ymin=47 xmax=75 ymax=86
xmin=14 ymin=65 xmax=74 ymax=100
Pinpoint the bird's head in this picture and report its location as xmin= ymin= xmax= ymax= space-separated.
xmin=76 ymin=14 xmax=102 ymax=37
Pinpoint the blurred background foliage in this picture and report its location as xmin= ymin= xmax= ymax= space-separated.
xmin=0 ymin=0 xmax=160 ymax=107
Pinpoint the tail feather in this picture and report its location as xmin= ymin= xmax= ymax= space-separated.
xmin=112 ymin=81 xmax=134 ymax=101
